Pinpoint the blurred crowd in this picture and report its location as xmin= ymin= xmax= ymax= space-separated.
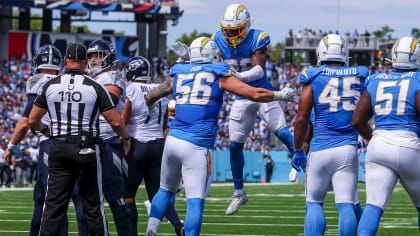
xmin=56 ymin=0 xmax=178 ymax=5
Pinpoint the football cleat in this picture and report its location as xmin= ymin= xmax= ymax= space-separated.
xmin=175 ymin=223 xmax=185 ymax=236
xmin=289 ymin=167 xmax=298 ymax=182
xmin=225 ymin=192 xmax=248 ymax=215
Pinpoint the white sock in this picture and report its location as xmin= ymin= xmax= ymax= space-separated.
xmin=234 ymin=189 xmax=245 ymax=195
xmin=147 ymin=217 xmax=161 ymax=234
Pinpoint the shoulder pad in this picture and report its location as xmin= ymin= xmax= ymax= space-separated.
xmin=169 ymin=64 xmax=185 ymax=76
xmin=356 ymin=66 xmax=370 ymax=78
xmin=299 ymin=67 xmax=320 ymax=84
xmin=26 ymin=74 xmax=55 ymax=94
xmin=252 ymin=30 xmax=270 ymax=52
xmin=95 ymin=71 xmax=118 ymax=86
xmin=208 ymin=63 xmax=232 ymax=77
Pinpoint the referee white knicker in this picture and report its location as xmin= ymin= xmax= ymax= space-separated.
xmin=28 ymin=43 xmax=131 ymax=236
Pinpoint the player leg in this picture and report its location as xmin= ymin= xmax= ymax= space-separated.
xmin=29 ymin=140 xmax=49 ymax=236
xmin=304 ymin=150 xmax=333 ymax=236
xmin=143 ymin=139 xmax=184 ymax=234
xmin=394 ymin=146 xmax=420 ymax=231
xmin=99 ymin=137 xmax=131 ymax=236
xmin=260 ymin=101 xmax=294 ymax=155
xmin=353 ymin=188 xmax=363 ymax=224
xmin=359 ymin=137 xmax=398 ymax=236
xmin=227 ymin=99 xmax=259 ymax=215
xmin=331 ymin=145 xmax=358 ymax=236
xmin=124 ymin=138 xmax=146 ymax=236
xmin=182 ymin=141 xmax=213 ymax=236
xmin=146 ymin=136 xmax=183 ymax=236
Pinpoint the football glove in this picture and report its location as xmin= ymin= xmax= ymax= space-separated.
xmin=292 ymin=149 xmax=307 ymax=172
xmin=170 ymin=41 xmax=190 ymax=63
xmin=274 ymin=86 xmax=295 ymax=102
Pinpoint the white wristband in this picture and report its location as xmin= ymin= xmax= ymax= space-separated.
xmin=7 ymin=143 xmax=16 ymax=151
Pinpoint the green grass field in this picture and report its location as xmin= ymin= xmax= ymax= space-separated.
xmin=0 ymin=183 xmax=418 ymax=235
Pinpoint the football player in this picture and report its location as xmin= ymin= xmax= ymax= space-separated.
xmin=143 ymin=37 xmax=294 ymax=236
xmin=121 ymin=56 xmax=184 ymax=236
xmin=293 ymin=34 xmax=369 ymax=235
xmin=212 ymin=4 xmax=295 ymax=215
xmin=3 ymin=45 xmax=87 ymax=236
xmin=352 ymin=37 xmax=420 ymax=235
xmin=87 ymin=39 xmax=131 ymax=235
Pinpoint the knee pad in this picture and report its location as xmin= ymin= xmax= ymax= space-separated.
xmin=229 ymin=132 xmax=247 ymax=144
xmin=305 ymin=202 xmax=325 ymax=236
xmin=336 ymin=203 xmax=357 ymax=236
xmin=358 ymin=204 xmax=383 ymax=236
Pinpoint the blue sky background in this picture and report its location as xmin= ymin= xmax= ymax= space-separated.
xmin=33 ymin=0 xmax=420 ymax=46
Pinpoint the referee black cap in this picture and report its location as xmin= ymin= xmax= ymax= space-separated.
xmin=66 ymin=43 xmax=87 ymax=61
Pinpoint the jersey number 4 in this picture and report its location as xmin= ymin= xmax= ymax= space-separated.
xmin=176 ymin=72 xmax=214 ymax=105
xmin=318 ymin=77 xmax=361 ymax=112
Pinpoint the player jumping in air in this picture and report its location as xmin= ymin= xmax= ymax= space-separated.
xmin=212 ymin=4 xmax=295 ymax=215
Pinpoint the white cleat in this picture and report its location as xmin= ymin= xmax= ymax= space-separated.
xmin=146 ymin=229 xmax=157 ymax=236
xmin=144 ymin=200 xmax=151 ymax=216
xmin=225 ymin=192 xmax=248 ymax=215
xmin=289 ymin=168 xmax=298 ymax=182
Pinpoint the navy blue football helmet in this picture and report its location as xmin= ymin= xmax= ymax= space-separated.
xmin=87 ymin=39 xmax=117 ymax=74
xmin=124 ymin=56 xmax=152 ymax=81
xmin=33 ymin=45 xmax=62 ymax=72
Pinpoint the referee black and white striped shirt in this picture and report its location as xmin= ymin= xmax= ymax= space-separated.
xmin=34 ymin=69 xmax=115 ymax=138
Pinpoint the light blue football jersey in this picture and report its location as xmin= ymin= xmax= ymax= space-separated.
xmin=168 ymin=62 xmax=232 ymax=148
xmin=300 ymin=65 xmax=369 ymax=151
xmin=212 ymin=29 xmax=273 ymax=99
xmin=366 ymin=72 xmax=420 ymax=135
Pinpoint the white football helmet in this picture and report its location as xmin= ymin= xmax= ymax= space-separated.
xmin=190 ymin=37 xmax=220 ymax=64
xmin=316 ymin=34 xmax=347 ymax=65
xmin=391 ymin=37 xmax=420 ymax=70
xmin=220 ymin=4 xmax=251 ymax=48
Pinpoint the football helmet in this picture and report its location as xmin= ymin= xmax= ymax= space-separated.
xmin=32 ymin=45 xmax=62 ymax=72
xmin=190 ymin=37 xmax=220 ymax=64
xmin=391 ymin=37 xmax=420 ymax=70
xmin=87 ymin=39 xmax=117 ymax=75
xmin=316 ymin=34 xmax=347 ymax=64
xmin=220 ymin=4 xmax=251 ymax=48
xmin=124 ymin=56 xmax=152 ymax=81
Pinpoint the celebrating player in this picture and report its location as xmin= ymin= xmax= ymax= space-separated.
xmin=87 ymin=39 xmax=131 ymax=235
xmin=3 ymin=45 xmax=87 ymax=236
xmin=144 ymin=37 xmax=294 ymax=236
xmin=121 ymin=56 xmax=184 ymax=236
xmin=294 ymin=34 xmax=368 ymax=235
xmin=352 ymin=37 xmax=420 ymax=235
xmin=212 ymin=4 xmax=295 ymax=215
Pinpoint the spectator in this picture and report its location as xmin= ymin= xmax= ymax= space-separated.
xmin=0 ymin=143 xmax=11 ymax=188
xmin=27 ymin=145 xmax=38 ymax=187
xmin=263 ymin=150 xmax=274 ymax=182
xmin=14 ymin=146 xmax=30 ymax=187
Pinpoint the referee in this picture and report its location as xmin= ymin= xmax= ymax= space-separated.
xmin=28 ymin=43 xmax=131 ymax=236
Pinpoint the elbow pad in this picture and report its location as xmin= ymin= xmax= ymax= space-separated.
xmin=236 ymin=65 xmax=264 ymax=82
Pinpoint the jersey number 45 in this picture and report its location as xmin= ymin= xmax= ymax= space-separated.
xmin=319 ymin=77 xmax=361 ymax=112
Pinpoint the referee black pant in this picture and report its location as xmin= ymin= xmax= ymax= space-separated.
xmin=39 ymin=140 xmax=108 ymax=236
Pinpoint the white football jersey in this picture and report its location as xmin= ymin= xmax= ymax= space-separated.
xmin=27 ymin=73 xmax=56 ymax=141
xmin=94 ymin=71 xmax=126 ymax=140
xmin=126 ymin=82 xmax=169 ymax=142
xmin=27 ymin=147 xmax=39 ymax=162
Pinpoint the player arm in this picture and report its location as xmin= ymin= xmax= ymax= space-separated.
xmin=351 ymin=90 xmax=373 ymax=140
xmin=145 ymin=77 xmax=173 ymax=106
xmin=105 ymin=85 xmax=121 ymax=105
xmin=294 ymin=85 xmax=314 ymax=150
xmin=121 ymin=99 xmax=132 ymax=125
xmin=303 ymin=122 xmax=313 ymax=154
xmin=163 ymin=107 xmax=169 ymax=139
xmin=234 ymin=47 xmax=267 ymax=82
xmin=415 ymin=91 xmax=420 ymax=113
xmin=28 ymin=105 xmax=49 ymax=136
xmin=8 ymin=94 xmax=37 ymax=147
